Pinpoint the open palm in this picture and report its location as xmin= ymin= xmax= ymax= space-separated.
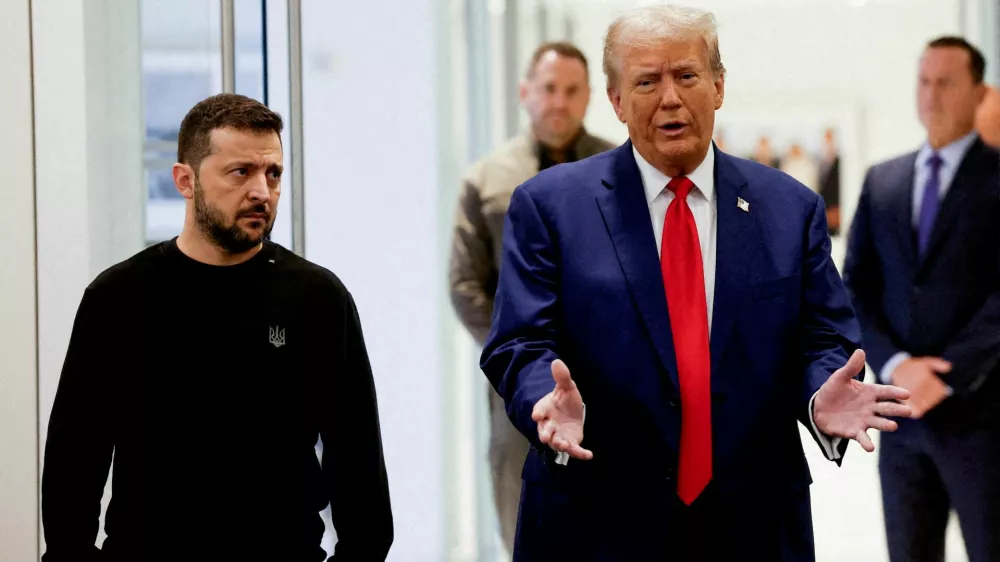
xmin=532 ymin=359 xmax=593 ymax=460
xmin=813 ymin=349 xmax=913 ymax=452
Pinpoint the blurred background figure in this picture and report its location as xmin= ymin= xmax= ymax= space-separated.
xmin=844 ymin=36 xmax=1000 ymax=562
xmin=448 ymin=40 xmax=615 ymax=556
xmin=751 ymin=135 xmax=779 ymax=167
xmin=819 ymin=127 xmax=842 ymax=235
xmin=780 ymin=141 xmax=820 ymax=192
xmin=713 ymin=128 xmax=727 ymax=152
xmin=976 ymin=85 xmax=1000 ymax=147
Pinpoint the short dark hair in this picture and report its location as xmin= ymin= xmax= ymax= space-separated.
xmin=177 ymin=93 xmax=284 ymax=172
xmin=526 ymin=41 xmax=589 ymax=79
xmin=927 ymin=36 xmax=986 ymax=84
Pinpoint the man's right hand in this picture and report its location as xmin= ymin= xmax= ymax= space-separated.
xmin=532 ymin=359 xmax=593 ymax=461
xmin=891 ymin=357 xmax=953 ymax=419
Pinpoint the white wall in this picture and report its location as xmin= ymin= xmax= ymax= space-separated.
xmin=963 ymin=0 xmax=999 ymax=85
xmin=0 ymin=0 xmax=39 ymax=559
xmin=34 ymin=0 xmax=145 ymax=440
xmin=33 ymin=0 xmax=145 ymax=552
xmin=438 ymin=0 xmax=487 ymax=559
xmin=301 ymin=0 xmax=447 ymax=559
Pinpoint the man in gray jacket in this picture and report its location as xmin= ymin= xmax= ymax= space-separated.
xmin=448 ymin=41 xmax=615 ymax=554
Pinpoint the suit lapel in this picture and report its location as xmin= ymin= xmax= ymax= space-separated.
xmin=596 ymin=141 xmax=680 ymax=389
xmin=708 ymin=150 xmax=751 ymax=383
xmin=919 ymin=139 xmax=986 ymax=273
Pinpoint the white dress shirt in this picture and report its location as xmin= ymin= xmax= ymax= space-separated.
xmin=632 ymin=144 xmax=842 ymax=461
xmin=879 ymin=131 xmax=978 ymax=386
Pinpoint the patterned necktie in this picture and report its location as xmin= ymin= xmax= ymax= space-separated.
xmin=661 ymin=176 xmax=712 ymax=505
xmin=917 ymin=153 xmax=943 ymax=258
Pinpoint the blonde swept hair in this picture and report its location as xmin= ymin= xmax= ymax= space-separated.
xmin=603 ymin=4 xmax=725 ymax=89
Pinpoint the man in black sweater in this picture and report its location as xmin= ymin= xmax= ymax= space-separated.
xmin=41 ymin=93 xmax=393 ymax=561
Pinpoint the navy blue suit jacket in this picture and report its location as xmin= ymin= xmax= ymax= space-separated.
xmin=843 ymin=137 xmax=1000 ymax=428
xmin=481 ymin=141 xmax=861 ymax=560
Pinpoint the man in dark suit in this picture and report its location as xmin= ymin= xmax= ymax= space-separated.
xmin=844 ymin=36 xmax=1000 ymax=562
xmin=481 ymin=5 xmax=911 ymax=561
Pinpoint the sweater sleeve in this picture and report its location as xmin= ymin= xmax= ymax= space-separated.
xmin=323 ymin=291 xmax=394 ymax=561
xmin=41 ymin=285 xmax=115 ymax=562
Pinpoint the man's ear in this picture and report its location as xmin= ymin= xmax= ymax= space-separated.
xmin=607 ymin=87 xmax=626 ymax=124
xmin=714 ymin=72 xmax=726 ymax=111
xmin=173 ymin=163 xmax=196 ymax=200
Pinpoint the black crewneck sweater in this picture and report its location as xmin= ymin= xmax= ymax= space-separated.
xmin=41 ymin=239 xmax=393 ymax=561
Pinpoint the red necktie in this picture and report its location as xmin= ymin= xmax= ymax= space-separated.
xmin=661 ymin=176 xmax=712 ymax=505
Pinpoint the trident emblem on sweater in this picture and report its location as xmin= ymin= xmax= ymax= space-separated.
xmin=269 ymin=326 xmax=286 ymax=348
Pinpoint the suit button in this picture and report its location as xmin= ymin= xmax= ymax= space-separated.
xmin=668 ymin=394 xmax=679 ymax=407
xmin=665 ymin=467 xmax=676 ymax=481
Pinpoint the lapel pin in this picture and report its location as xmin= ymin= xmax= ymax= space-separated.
xmin=737 ymin=197 xmax=750 ymax=213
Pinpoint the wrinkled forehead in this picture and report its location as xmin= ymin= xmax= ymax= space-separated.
xmin=619 ymin=42 xmax=709 ymax=81
xmin=206 ymin=127 xmax=283 ymax=164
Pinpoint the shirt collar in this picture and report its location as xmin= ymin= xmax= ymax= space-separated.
xmin=633 ymin=142 xmax=716 ymax=205
xmin=917 ymin=130 xmax=978 ymax=169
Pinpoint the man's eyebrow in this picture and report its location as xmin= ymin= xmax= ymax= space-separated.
xmin=671 ymin=60 xmax=700 ymax=72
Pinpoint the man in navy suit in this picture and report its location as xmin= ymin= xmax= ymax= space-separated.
xmin=844 ymin=36 xmax=1000 ymax=562
xmin=481 ymin=5 xmax=911 ymax=561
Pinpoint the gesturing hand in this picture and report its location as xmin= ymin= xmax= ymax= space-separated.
xmin=813 ymin=350 xmax=913 ymax=452
xmin=531 ymin=359 xmax=593 ymax=461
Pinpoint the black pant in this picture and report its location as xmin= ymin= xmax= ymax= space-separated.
xmin=880 ymin=418 xmax=1000 ymax=562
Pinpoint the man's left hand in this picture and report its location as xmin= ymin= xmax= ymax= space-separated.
xmin=813 ymin=349 xmax=913 ymax=452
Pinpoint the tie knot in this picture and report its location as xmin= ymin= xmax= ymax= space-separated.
xmin=927 ymin=153 xmax=943 ymax=171
xmin=667 ymin=176 xmax=695 ymax=200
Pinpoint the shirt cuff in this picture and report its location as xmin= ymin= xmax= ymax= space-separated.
xmin=554 ymin=403 xmax=585 ymax=466
xmin=809 ymin=391 xmax=842 ymax=461
xmin=880 ymin=351 xmax=911 ymax=384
